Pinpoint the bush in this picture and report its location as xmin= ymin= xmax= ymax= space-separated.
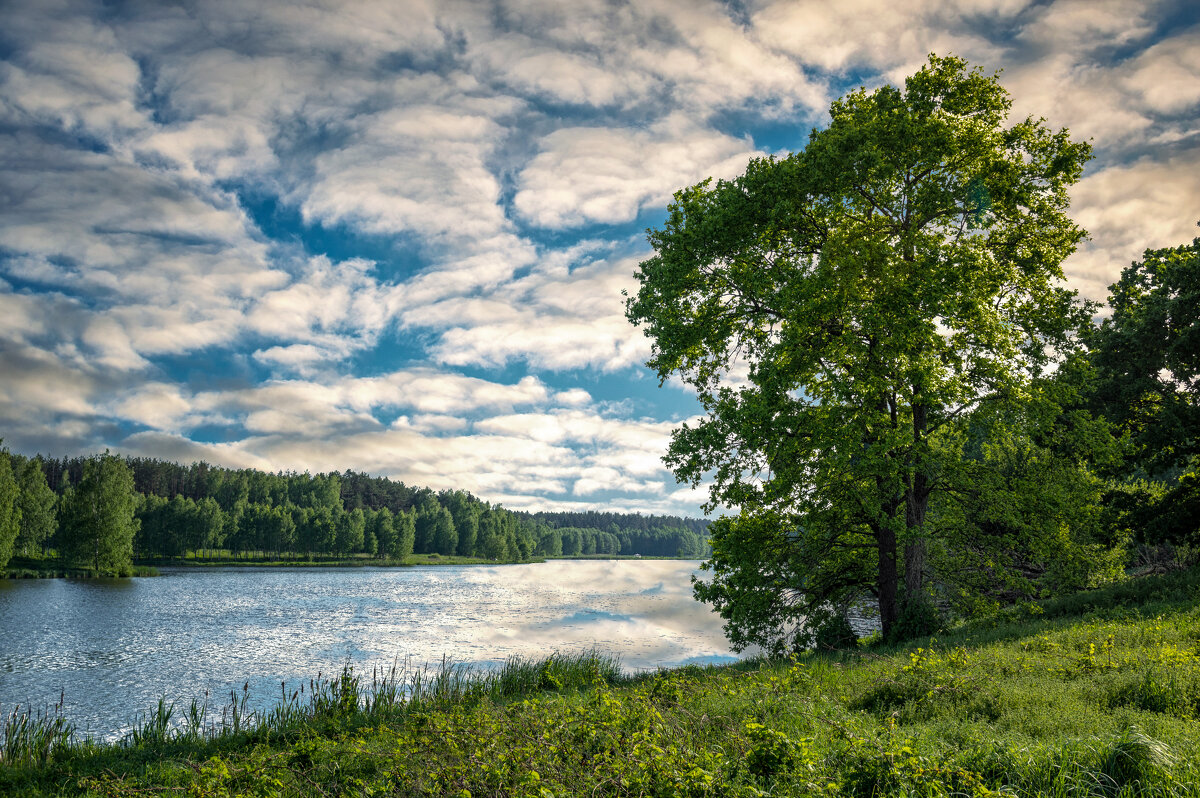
xmin=813 ymin=614 xmax=858 ymax=651
xmin=888 ymin=594 xmax=942 ymax=643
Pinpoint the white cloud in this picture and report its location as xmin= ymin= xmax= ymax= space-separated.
xmin=298 ymin=102 xmax=516 ymax=244
xmin=110 ymin=383 xmax=198 ymax=433
xmin=514 ymin=114 xmax=759 ymax=229
xmin=467 ymin=0 xmax=825 ymax=114
xmin=1014 ymin=0 xmax=1163 ymax=55
xmin=1066 ymin=152 xmax=1200 ymax=301
xmin=87 ymin=366 xmax=696 ymax=513
xmin=1121 ymin=32 xmax=1200 ymax=115
xmin=472 ymin=36 xmax=641 ymax=106
xmin=0 ymin=2 xmax=148 ymax=138
xmin=414 ymin=252 xmax=651 ymax=371
xmin=555 ymin=388 xmax=592 ymax=407
xmin=749 ymin=0 xmax=1017 ymax=74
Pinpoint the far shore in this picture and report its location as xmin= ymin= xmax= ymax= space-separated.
xmin=1 ymin=552 xmax=705 ymax=579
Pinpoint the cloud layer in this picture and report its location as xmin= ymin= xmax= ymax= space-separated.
xmin=1 ymin=0 xmax=1197 ymax=515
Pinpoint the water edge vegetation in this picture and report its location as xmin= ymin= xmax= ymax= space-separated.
xmin=1 ymin=564 xmax=1198 ymax=796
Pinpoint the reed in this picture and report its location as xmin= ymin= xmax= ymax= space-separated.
xmin=0 ymin=693 xmax=74 ymax=768
xmin=0 ymin=648 xmax=624 ymax=769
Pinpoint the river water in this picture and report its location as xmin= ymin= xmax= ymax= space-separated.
xmin=0 ymin=560 xmax=741 ymax=740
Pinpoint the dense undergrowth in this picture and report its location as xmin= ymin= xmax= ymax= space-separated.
xmin=3 ymin=568 xmax=1199 ymax=796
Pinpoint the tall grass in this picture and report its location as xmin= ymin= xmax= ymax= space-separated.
xmin=0 ymin=694 xmax=74 ymax=768
xmin=0 ymin=649 xmax=622 ymax=767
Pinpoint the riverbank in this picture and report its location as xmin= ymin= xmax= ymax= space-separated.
xmin=3 ymin=566 xmax=1198 ymax=796
xmin=0 ymin=560 xmax=160 ymax=579
xmin=1 ymin=552 xmax=708 ymax=579
xmin=0 ymin=552 xmax=538 ymax=578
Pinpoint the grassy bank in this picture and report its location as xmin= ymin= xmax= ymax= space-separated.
xmin=3 ymin=568 xmax=1199 ymax=796
xmin=0 ymin=557 xmax=159 ymax=579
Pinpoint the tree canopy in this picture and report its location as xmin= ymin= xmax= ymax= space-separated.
xmin=1086 ymin=235 xmax=1200 ymax=547
xmin=58 ymin=453 xmax=139 ymax=575
xmin=1088 ymin=236 xmax=1200 ymax=475
xmin=627 ymin=55 xmax=1095 ymax=648
xmin=0 ymin=450 xmax=19 ymax=571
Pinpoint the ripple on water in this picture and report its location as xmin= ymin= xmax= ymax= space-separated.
xmin=1 ymin=561 xmax=743 ymax=739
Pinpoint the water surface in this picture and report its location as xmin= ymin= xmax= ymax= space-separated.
xmin=0 ymin=560 xmax=740 ymax=739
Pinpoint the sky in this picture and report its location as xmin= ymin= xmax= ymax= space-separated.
xmin=0 ymin=0 xmax=1197 ymax=518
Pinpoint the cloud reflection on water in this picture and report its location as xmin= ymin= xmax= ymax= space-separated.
xmin=0 ymin=560 xmax=743 ymax=739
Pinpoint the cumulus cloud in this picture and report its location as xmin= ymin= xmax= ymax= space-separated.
xmin=298 ymin=102 xmax=515 ymax=245
xmin=468 ymin=0 xmax=825 ymax=113
xmin=110 ymin=391 xmax=688 ymax=513
xmin=749 ymin=0 xmax=1017 ymax=75
xmin=412 ymin=252 xmax=651 ymax=371
xmin=1 ymin=0 xmax=1197 ymax=518
xmin=84 ymin=364 xmax=692 ymax=513
xmin=1066 ymin=151 xmax=1200 ymax=301
xmin=513 ymin=114 xmax=759 ymax=229
xmin=0 ymin=0 xmax=148 ymax=138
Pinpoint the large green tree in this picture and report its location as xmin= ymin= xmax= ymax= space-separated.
xmin=58 ymin=453 xmax=139 ymax=574
xmin=626 ymin=55 xmax=1092 ymax=647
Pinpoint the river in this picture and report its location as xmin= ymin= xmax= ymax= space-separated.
xmin=0 ymin=560 xmax=741 ymax=740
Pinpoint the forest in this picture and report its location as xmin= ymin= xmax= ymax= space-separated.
xmin=0 ymin=453 xmax=710 ymax=575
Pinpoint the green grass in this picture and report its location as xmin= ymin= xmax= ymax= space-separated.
xmin=3 ymin=568 xmax=1200 ymax=796
xmin=0 ymin=559 xmax=159 ymax=579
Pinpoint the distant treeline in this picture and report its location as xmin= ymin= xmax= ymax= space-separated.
xmin=1 ymin=451 xmax=710 ymax=575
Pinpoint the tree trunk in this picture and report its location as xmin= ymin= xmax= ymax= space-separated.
xmin=875 ymin=519 xmax=899 ymax=638
xmin=904 ymin=400 xmax=930 ymax=601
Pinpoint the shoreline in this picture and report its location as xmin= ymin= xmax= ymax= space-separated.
xmin=2 ymin=553 xmax=704 ymax=579
xmin=3 ymin=565 xmax=1197 ymax=795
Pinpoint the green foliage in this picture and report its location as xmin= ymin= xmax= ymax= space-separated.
xmin=627 ymin=54 xmax=1094 ymax=646
xmin=14 ymin=460 xmax=55 ymax=558
xmin=333 ymin=507 xmax=365 ymax=556
xmin=1089 ymin=237 xmax=1200 ymax=476
xmin=929 ymin=382 xmax=1127 ymax=613
xmin=1082 ymin=236 xmax=1200 ymax=550
xmin=887 ymin=594 xmax=944 ymax=643
xmin=0 ymin=450 xmax=18 ymax=572
xmin=430 ymin=505 xmax=458 ymax=556
xmin=392 ymin=508 xmax=416 ymax=559
xmin=443 ymin=489 xmax=480 ymax=557
xmin=814 ymin=614 xmax=859 ymax=651
xmin=57 ymin=453 xmax=138 ymax=575
xmin=23 ymin=454 xmax=700 ymax=566
xmin=368 ymin=506 xmax=394 ymax=559
xmin=743 ymin=722 xmax=805 ymax=782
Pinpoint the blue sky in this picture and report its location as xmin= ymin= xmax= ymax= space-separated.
xmin=0 ymin=0 xmax=1197 ymax=517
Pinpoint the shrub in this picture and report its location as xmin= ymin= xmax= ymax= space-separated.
xmin=888 ymin=594 xmax=943 ymax=643
xmin=814 ymin=614 xmax=858 ymax=651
